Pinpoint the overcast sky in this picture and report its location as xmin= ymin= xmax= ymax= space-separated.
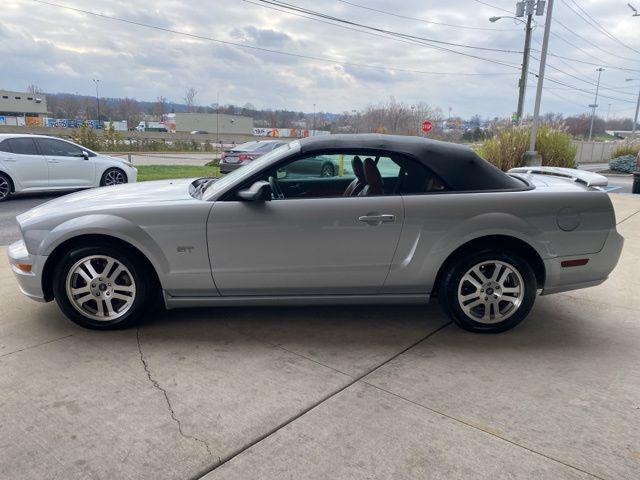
xmin=2 ymin=0 xmax=640 ymax=118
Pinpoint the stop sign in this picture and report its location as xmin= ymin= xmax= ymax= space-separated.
xmin=422 ymin=120 xmax=433 ymax=133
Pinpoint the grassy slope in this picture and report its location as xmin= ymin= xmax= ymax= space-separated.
xmin=136 ymin=165 xmax=220 ymax=182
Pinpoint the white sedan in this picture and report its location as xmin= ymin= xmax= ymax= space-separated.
xmin=0 ymin=134 xmax=137 ymax=201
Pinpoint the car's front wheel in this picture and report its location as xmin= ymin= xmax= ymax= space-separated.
xmin=52 ymin=246 xmax=155 ymax=329
xmin=100 ymin=168 xmax=127 ymax=186
xmin=438 ymin=250 xmax=537 ymax=333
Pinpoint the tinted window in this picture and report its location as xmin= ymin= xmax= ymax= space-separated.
xmin=36 ymin=138 xmax=84 ymax=157
xmin=7 ymin=138 xmax=39 ymax=155
xmin=0 ymin=140 xmax=12 ymax=153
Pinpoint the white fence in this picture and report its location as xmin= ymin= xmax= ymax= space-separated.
xmin=573 ymin=141 xmax=620 ymax=164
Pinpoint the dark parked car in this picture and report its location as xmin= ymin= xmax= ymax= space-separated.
xmin=220 ymin=140 xmax=288 ymax=173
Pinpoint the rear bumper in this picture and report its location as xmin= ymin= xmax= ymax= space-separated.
xmin=542 ymin=229 xmax=624 ymax=295
xmin=7 ymin=240 xmax=48 ymax=302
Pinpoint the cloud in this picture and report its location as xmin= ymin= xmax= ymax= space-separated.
xmin=1 ymin=0 xmax=638 ymax=117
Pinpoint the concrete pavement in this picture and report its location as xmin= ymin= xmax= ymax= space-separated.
xmin=0 ymin=196 xmax=639 ymax=480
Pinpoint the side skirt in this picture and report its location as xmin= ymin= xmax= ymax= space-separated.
xmin=163 ymin=293 xmax=430 ymax=310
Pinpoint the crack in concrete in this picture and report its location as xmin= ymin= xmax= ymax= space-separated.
xmin=135 ymin=328 xmax=214 ymax=457
xmin=617 ymin=208 xmax=640 ymax=225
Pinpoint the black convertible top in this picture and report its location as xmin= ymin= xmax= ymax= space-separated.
xmin=298 ymin=134 xmax=523 ymax=191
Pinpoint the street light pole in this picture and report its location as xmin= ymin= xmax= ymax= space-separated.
xmin=627 ymin=78 xmax=640 ymax=135
xmin=588 ymin=67 xmax=605 ymax=141
xmin=516 ymin=13 xmax=533 ymax=124
xmin=92 ymin=79 xmax=101 ymax=126
xmin=524 ymin=0 xmax=554 ymax=166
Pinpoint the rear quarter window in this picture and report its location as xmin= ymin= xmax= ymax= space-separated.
xmin=7 ymin=138 xmax=39 ymax=155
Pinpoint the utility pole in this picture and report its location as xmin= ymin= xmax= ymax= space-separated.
xmin=588 ymin=67 xmax=605 ymax=141
xmin=216 ymin=91 xmax=220 ymax=145
xmin=524 ymin=0 xmax=554 ymax=166
xmin=92 ymin=79 xmax=101 ymax=126
xmin=491 ymin=1 xmax=545 ymax=125
xmin=626 ymin=78 xmax=640 ymax=135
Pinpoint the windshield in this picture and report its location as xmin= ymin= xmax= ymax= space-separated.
xmin=203 ymin=141 xmax=298 ymax=199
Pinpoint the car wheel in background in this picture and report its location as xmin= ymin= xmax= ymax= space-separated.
xmin=320 ymin=163 xmax=336 ymax=177
xmin=100 ymin=168 xmax=127 ymax=186
xmin=52 ymin=246 xmax=155 ymax=329
xmin=438 ymin=249 xmax=537 ymax=333
xmin=0 ymin=173 xmax=12 ymax=201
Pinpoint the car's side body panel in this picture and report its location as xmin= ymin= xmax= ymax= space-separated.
xmin=384 ymin=187 xmax=615 ymax=294
xmin=207 ymin=195 xmax=404 ymax=295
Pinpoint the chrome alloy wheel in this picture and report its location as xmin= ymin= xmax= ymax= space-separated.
xmin=104 ymin=169 xmax=126 ymax=185
xmin=65 ymin=255 xmax=136 ymax=321
xmin=457 ymin=260 xmax=525 ymax=324
xmin=0 ymin=176 xmax=10 ymax=200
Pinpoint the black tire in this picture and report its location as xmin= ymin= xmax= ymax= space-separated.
xmin=52 ymin=245 xmax=156 ymax=330
xmin=100 ymin=168 xmax=127 ymax=186
xmin=320 ymin=163 xmax=335 ymax=177
xmin=0 ymin=172 xmax=12 ymax=202
xmin=438 ymin=249 xmax=537 ymax=333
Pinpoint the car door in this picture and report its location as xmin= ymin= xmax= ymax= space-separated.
xmin=0 ymin=137 xmax=49 ymax=189
xmin=207 ymin=152 xmax=405 ymax=296
xmin=35 ymin=138 xmax=95 ymax=188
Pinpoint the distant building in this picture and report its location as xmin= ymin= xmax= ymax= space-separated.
xmin=174 ymin=113 xmax=253 ymax=134
xmin=0 ymin=90 xmax=49 ymax=126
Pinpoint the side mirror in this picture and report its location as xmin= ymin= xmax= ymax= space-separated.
xmin=237 ymin=181 xmax=271 ymax=202
xmin=81 ymin=150 xmax=89 ymax=160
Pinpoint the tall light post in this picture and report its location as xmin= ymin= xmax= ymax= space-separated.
xmin=312 ymin=103 xmax=316 ymax=136
xmin=626 ymin=78 xmax=640 ymax=135
xmin=92 ymin=79 xmax=101 ymax=126
xmin=588 ymin=67 xmax=605 ymax=141
xmin=524 ymin=0 xmax=554 ymax=166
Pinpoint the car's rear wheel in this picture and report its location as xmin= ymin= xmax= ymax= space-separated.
xmin=0 ymin=173 xmax=12 ymax=202
xmin=100 ymin=168 xmax=127 ymax=186
xmin=52 ymin=246 xmax=154 ymax=329
xmin=320 ymin=163 xmax=335 ymax=177
xmin=438 ymin=250 xmax=537 ymax=333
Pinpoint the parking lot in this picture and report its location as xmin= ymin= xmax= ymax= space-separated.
xmin=0 ymin=194 xmax=638 ymax=479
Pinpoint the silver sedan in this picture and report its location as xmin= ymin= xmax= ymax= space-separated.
xmin=8 ymin=134 xmax=623 ymax=333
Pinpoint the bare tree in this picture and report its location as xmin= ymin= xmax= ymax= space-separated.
xmin=183 ymin=87 xmax=197 ymax=112
xmin=152 ymin=96 xmax=167 ymax=119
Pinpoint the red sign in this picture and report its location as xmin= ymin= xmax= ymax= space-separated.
xmin=422 ymin=120 xmax=433 ymax=133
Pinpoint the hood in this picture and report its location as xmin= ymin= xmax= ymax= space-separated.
xmin=18 ymin=178 xmax=198 ymax=224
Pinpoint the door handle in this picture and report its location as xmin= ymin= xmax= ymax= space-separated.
xmin=358 ymin=214 xmax=396 ymax=225
xmin=48 ymin=160 xmax=60 ymax=164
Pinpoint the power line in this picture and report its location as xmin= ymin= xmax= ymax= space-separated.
xmin=333 ymin=0 xmax=520 ymax=32
xmin=471 ymin=0 xmax=513 ymax=14
xmin=30 ymin=0 xmax=518 ymax=78
xmin=560 ymin=0 xmax=640 ymax=56
xmin=254 ymin=0 xmax=524 ymax=55
xmin=552 ymin=17 xmax=640 ymax=64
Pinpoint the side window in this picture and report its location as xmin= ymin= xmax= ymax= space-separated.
xmin=36 ymin=138 xmax=84 ymax=157
xmin=0 ymin=140 xmax=12 ymax=153
xmin=396 ymin=158 xmax=447 ymax=194
xmin=7 ymin=138 xmax=39 ymax=155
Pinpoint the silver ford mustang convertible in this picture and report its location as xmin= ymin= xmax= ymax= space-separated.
xmin=8 ymin=134 xmax=623 ymax=333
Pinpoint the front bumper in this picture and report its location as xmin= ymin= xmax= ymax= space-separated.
xmin=7 ymin=240 xmax=48 ymax=302
xmin=542 ymin=229 xmax=624 ymax=295
xmin=125 ymin=164 xmax=138 ymax=183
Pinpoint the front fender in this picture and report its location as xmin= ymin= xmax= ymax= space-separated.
xmin=36 ymin=214 xmax=170 ymax=275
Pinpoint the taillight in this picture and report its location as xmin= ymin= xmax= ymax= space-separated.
xmin=239 ymin=154 xmax=253 ymax=161
xmin=221 ymin=152 xmax=227 ymax=160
